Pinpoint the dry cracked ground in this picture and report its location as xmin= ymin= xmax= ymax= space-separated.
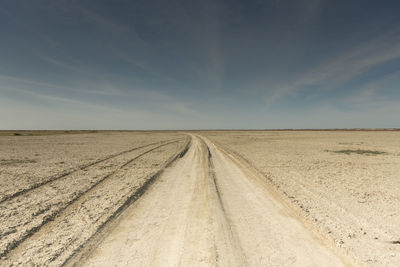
xmin=0 ymin=130 xmax=399 ymax=266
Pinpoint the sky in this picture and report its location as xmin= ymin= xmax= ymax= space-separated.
xmin=1 ymin=0 xmax=400 ymax=130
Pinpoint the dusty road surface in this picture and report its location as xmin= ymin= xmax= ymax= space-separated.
xmin=82 ymin=135 xmax=350 ymax=266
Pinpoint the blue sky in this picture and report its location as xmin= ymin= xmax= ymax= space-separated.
xmin=1 ymin=0 xmax=400 ymax=129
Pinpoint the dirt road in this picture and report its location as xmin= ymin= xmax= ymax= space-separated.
xmin=82 ymin=135 xmax=351 ymax=266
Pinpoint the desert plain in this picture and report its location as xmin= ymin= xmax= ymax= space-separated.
xmin=0 ymin=130 xmax=399 ymax=266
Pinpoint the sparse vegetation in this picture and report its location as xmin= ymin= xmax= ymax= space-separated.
xmin=0 ymin=159 xmax=37 ymax=165
xmin=0 ymin=130 xmax=103 ymax=136
xmin=328 ymin=149 xmax=387 ymax=156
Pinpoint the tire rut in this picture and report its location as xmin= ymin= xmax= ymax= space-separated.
xmin=200 ymin=137 xmax=248 ymax=266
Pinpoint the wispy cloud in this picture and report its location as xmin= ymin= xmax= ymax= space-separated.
xmin=344 ymin=70 xmax=400 ymax=108
xmin=0 ymin=83 xmax=119 ymax=112
xmin=301 ymin=30 xmax=400 ymax=85
xmin=0 ymin=72 xmax=200 ymax=119
xmin=73 ymin=4 xmax=131 ymax=34
xmin=265 ymin=29 xmax=400 ymax=104
xmin=0 ymin=74 xmax=68 ymax=90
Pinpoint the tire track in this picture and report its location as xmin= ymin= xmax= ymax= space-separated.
xmin=200 ymin=137 xmax=247 ymax=267
xmin=0 ymin=138 xmax=180 ymax=204
xmin=0 ymin=139 xmax=184 ymax=259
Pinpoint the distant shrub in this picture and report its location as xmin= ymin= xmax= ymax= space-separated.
xmin=328 ymin=149 xmax=387 ymax=156
xmin=0 ymin=159 xmax=37 ymax=165
xmin=13 ymin=133 xmax=21 ymax=136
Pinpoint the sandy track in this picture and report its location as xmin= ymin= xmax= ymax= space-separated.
xmin=1 ymin=138 xmax=189 ymax=266
xmin=83 ymin=135 xmax=349 ymax=266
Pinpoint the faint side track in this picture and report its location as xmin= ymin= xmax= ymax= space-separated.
xmin=0 ymin=138 xmax=187 ymax=262
xmin=0 ymin=138 xmax=180 ymax=204
xmin=64 ymin=136 xmax=191 ymax=267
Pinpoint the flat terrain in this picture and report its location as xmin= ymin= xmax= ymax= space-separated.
xmin=0 ymin=130 xmax=399 ymax=266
